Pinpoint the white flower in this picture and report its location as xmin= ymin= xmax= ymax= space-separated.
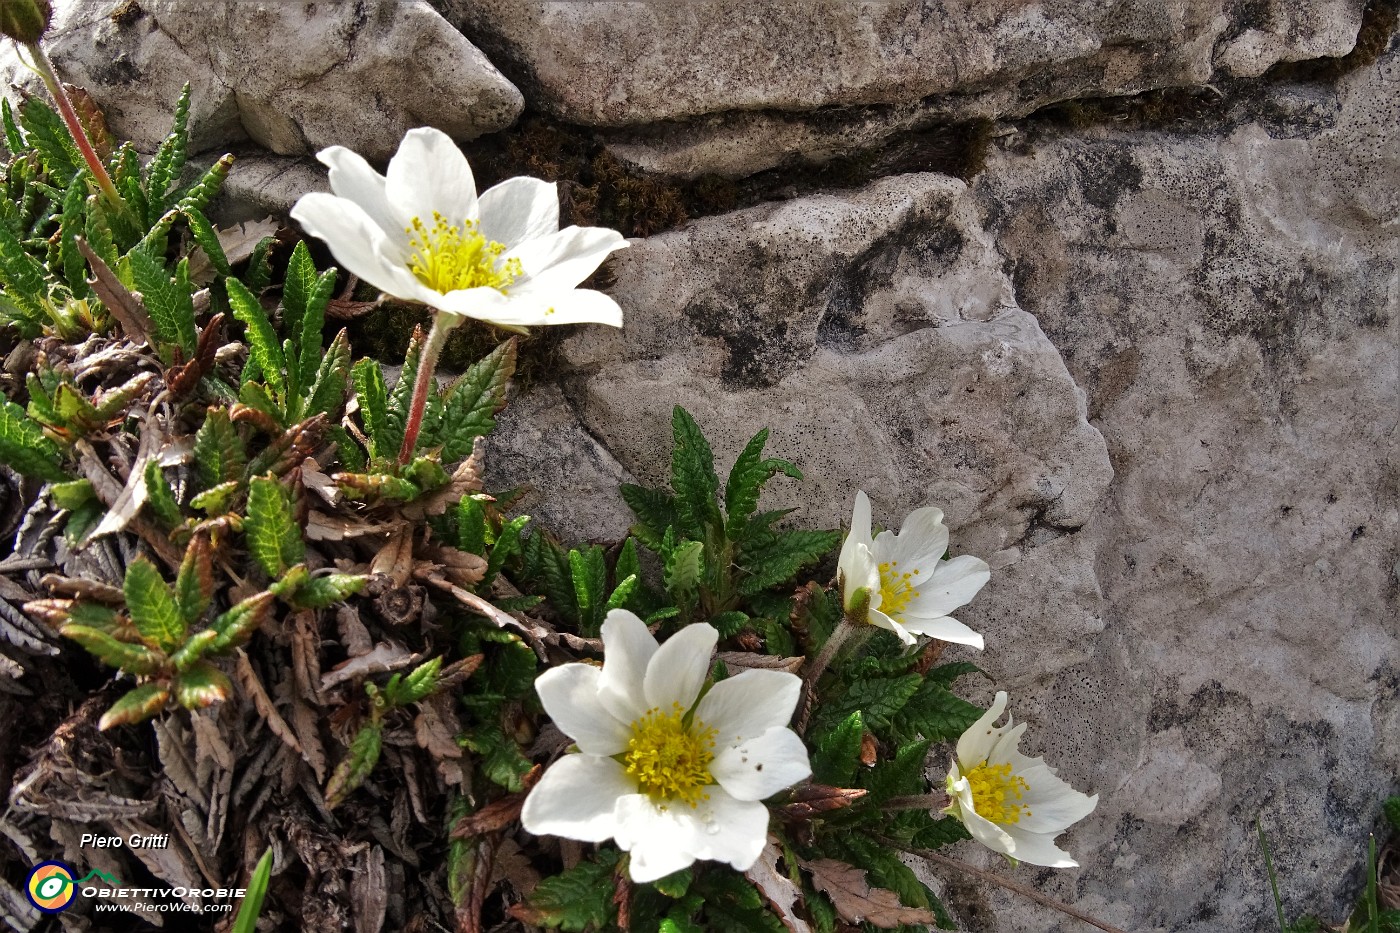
xmin=836 ymin=490 xmax=990 ymax=647
xmin=521 ymin=609 xmax=811 ymax=883
xmin=290 ymin=126 xmax=628 ymax=330
xmin=943 ymin=691 xmax=1098 ymax=867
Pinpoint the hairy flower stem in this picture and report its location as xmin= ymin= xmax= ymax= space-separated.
xmin=882 ymin=792 xmax=951 ymax=812
xmin=397 ymin=311 xmax=461 ymax=465
xmin=875 ymin=836 xmax=1129 ymax=933
xmin=23 ymin=41 xmax=120 ymax=206
xmin=796 ymin=616 xmax=861 ymax=734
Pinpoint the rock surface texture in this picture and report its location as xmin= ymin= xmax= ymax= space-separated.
xmin=0 ymin=0 xmax=522 ymax=161
xmin=2 ymin=1 xmax=1395 ymax=930
xmin=447 ymin=0 xmax=1370 ymax=176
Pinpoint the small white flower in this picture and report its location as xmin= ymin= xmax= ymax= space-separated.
xmin=290 ymin=126 xmax=628 ymax=330
xmin=943 ymin=691 xmax=1098 ymax=867
xmin=521 ymin=609 xmax=811 ymax=883
xmin=836 ymin=490 xmax=990 ymax=647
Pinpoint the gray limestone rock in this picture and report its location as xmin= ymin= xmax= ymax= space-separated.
xmin=0 ymin=0 xmax=523 ymax=161
xmin=447 ymin=0 xmax=1368 ymax=177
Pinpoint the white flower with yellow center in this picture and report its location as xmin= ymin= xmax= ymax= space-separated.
xmin=521 ymin=609 xmax=811 ymax=883
xmin=836 ymin=490 xmax=990 ymax=647
xmin=290 ymin=126 xmax=628 ymax=330
xmin=943 ymin=691 xmax=1098 ymax=867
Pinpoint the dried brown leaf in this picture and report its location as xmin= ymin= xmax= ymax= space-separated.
xmin=234 ymin=651 xmax=305 ymax=760
xmin=320 ymin=641 xmax=416 ymax=691
xmin=351 ymin=844 xmax=388 ymax=933
xmin=402 ymin=442 xmax=483 ymax=519
xmin=489 ymin=836 xmax=540 ymax=898
xmin=801 ymin=858 xmax=936 ymax=928
xmin=335 ymin=603 xmax=374 ymax=657
xmin=715 ymin=651 xmax=805 ymax=674
xmin=746 ymin=840 xmax=811 ymax=933
xmin=369 ymin=527 xmax=414 ymax=587
xmin=305 ymin=511 xmax=403 ymax=542
xmin=777 ymin=784 xmax=867 ymax=821
xmin=78 ymin=238 xmax=152 ymax=346
xmin=434 ymin=546 xmax=487 ymax=588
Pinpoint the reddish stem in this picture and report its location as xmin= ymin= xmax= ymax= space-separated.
xmin=25 ymin=41 xmax=120 ymax=205
xmin=397 ymin=311 xmax=458 ymax=464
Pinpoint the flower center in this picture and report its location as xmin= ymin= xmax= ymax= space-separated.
xmin=877 ymin=560 xmax=919 ymax=616
xmin=623 ymin=703 xmax=717 ymax=807
xmin=965 ymin=761 xmax=1030 ymax=825
xmin=404 ymin=213 xmax=521 ymax=294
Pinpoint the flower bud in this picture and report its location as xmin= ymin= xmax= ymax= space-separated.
xmin=0 ymin=0 xmax=52 ymax=44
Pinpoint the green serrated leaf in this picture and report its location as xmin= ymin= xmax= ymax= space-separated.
xmin=124 ymin=556 xmax=185 ymax=652
xmin=812 ymin=710 xmax=865 ymax=787
xmin=50 ymin=478 xmax=95 ymax=510
xmin=127 ymin=246 xmax=196 ymax=358
xmin=385 ymin=327 xmax=424 ymax=455
xmin=569 ymin=545 xmax=608 ymax=636
xmin=226 ymin=276 xmax=284 ymax=400
xmin=60 ymin=623 xmax=167 ymax=674
xmin=390 ymin=656 xmax=442 ymax=706
xmin=244 ymin=475 xmax=304 ymax=578
xmin=57 ymin=176 xmax=88 ymax=297
xmin=863 ymin=739 xmax=932 ymax=804
xmin=707 ymin=610 xmax=749 ymax=638
xmin=0 ymin=219 xmax=50 ymax=331
xmin=174 ymin=533 xmax=213 ymax=624
xmin=0 ymin=398 xmax=65 ymax=480
xmin=524 ymin=850 xmax=620 ymax=931
xmin=461 ymin=720 xmax=532 ymax=792
xmin=193 ymin=406 xmax=246 ymax=490
xmin=522 ymin=531 xmax=576 ymax=624
xmin=351 ymin=358 xmax=391 ymax=460
xmin=606 ymin=574 xmax=640 ymax=613
xmin=890 ymin=680 xmax=983 ymax=745
xmin=818 ymin=672 xmax=922 ymax=734
xmin=438 ymin=339 xmax=517 ymax=463
xmin=2 ymin=98 xmax=23 ymax=154
xmin=652 ymin=867 xmax=693 ymax=898
xmin=19 ymin=97 xmax=79 ymax=179
xmin=484 ymin=514 xmax=529 ymax=588
xmin=620 ymin=483 xmax=677 ymax=550
xmin=669 ymin=406 xmax=722 ymax=539
xmin=146 ymin=83 xmax=191 ymax=213
xmin=174 ymin=659 xmax=232 ymax=709
xmin=454 ymin=495 xmax=487 ymax=555
xmin=174 ymin=152 xmax=232 ymax=216
xmin=325 ymin=721 xmax=383 ymax=808
xmin=98 ymin=682 xmax=171 ymax=730
xmin=736 ymin=528 xmax=840 ymax=596
xmin=303 ymin=327 xmax=350 ymax=420
xmin=664 ymin=539 xmax=704 ymax=605
xmin=189 ymin=480 xmax=239 ymax=514
xmin=143 ymin=460 xmax=182 ymax=527
xmin=288 ymin=573 xmax=367 ymax=610
xmin=183 ymin=206 xmax=229 ymax=278
xmin=208 ymin=591 xmax=274 ymax=654
xmin=924 ymin=661 xmax=983 ymax=687
xmin=910 ymin=816 xmax=971 ymax=850
xmin=168 ymin=629 xmax=218 ymax=671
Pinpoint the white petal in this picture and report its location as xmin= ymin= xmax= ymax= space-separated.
xmin=711 ymin=726 xmax=811 ymax=801
xmin=613 ymin=795 xmax=701 ymax=883
xmin=644 ymin=622 xmax=717 ymax=711
xmin=687 ymin=786 xmax=770 ymax=871
xmin=317 ymin=144 xmax=398 ymax=237
xmin=506 ymin=225 xmax=628 ymax=294
xmin=840 ymin=541 xmax=880 ymax=614
xmin=504 ymin=288 xmax=625 ymax=328
xmin=694 ymin=669 xmax=802 ymax=745
xmin=426 ymin=285 xmax=515 ymax=320
xmin=874 ymin=505 xmax=950 ymax=577
xmin=533 ymin=664 xmax=630 ymax=755
xmin=1001 ymin=825 xmax=1080 ymax=868
xmin=477 ymin=176 xmax=560 ymax=250
xmin=957 ymin=691 xmax=1010 ymax=768
xmin=868 ymin=607 xmax=917 ymax=645
xmin=1015 ymin=768 xmax=1098 ymax=835
xmin=907 ymin=555 xmax=991 ymax=618
xmin=520 ymin=755 xmax=632 ymax=843
xmin=385 ymin=127 xmax=478 ymax=230
xmin=837 ymin=490 xmax=873 ymax=578
xmin=290 ymin=193 xmax=419 ymax=302
xmin=597 ymin=609 xmax=656 ymax=723
xmin=897 ymin=613 xmax=984 ymax=649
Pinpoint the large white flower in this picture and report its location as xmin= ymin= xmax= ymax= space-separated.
xmin=521 ymin=609 xmax=811 ymax=883
xmin=290 ymin=126 xmax=628 ymax=329
xmin=943 ymin=691 xmax=1098 ymax=867
xmin=836 ymin=490 xmax=990 ymax=647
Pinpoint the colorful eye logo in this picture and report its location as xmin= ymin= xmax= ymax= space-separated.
xmin=26 ymin=861 xmax=76 ymax=913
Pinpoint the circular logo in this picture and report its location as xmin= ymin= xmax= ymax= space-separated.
xmin=26 ymin=861 xmax=76 ymax=913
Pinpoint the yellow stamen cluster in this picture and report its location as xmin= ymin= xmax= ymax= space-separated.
xmin=878 ymin=560 xmax=919 ymax=615
xmin=966 ymin=761 xmax=1030 ymax=825
xmin=404 ymin=212 xmax=521 ymax=294
xmin=623 ymin=704 xmax=716 ymax=807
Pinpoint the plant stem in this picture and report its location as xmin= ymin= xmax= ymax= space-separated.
xmin=397 ymin=310 xmax=459 ymax=464
xmin=24 ymin=41 xmax=121 ymax=205
xmin=876 ymin=836 xmax=1129 ymax=933
xmin=795 ymin=615 xmax=858 ymax=734
xmin=882 ymin=792 xmax=950 ymax=813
